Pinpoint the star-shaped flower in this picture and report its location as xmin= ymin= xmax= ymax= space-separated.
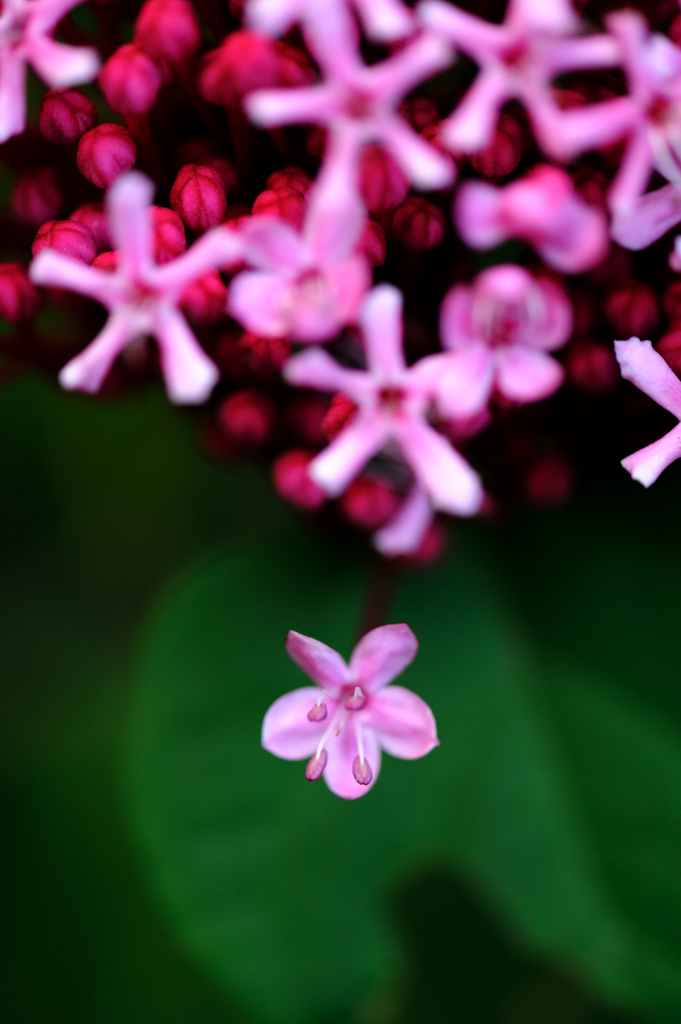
xmin=30 ymin=171 xmax=243 ymax=403
xmin=0 ymin=0 xmax=100 ymax=142
xmin=284 ymin=283 xmax=484 ymax=516
xmin=263 ymin=624 xmax=438 ymax=798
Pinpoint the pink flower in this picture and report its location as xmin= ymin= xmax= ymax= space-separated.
xmin=0 ymin=0 xmax=100 ymax=143
xmin=246 ymin=0 xmax=415 ymax=43
xmin=284 ymin=283 xmax=484 ymax=516
xmin=245 ymin=0 xmax=454 ymax=216
xmin=417 ymin=0 xmax=631 ymax=160
xmin=29 ymin=171 xmax=243 ymax=404
xmin=229 ymin=179 xmax=371 ymax=342
xmin=455 ymin=165 xmax=608 ymax=274
xmin=436 ymin=264 xmax=571 ymax=417
xmin=615 ymin=337 xmax=681 ymax=487
xmin=373 ymin=483 xmax=434 ymax=557
xmin=262 ymin=624 xmax=438 ymax=798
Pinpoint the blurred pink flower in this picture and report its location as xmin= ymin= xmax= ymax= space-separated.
xmin=373 ymin=483 xmax=434 ymax=557
xmin=263 ymin=624 xmax=438 ymax=798
xmin=436 ymin=264 xmax=571 ymax=416
xmin=284 ymin=283 xmax=484 ymax=516
xmin=0 ymin=0 xmax=100 ymax=143
xmin=30 ymin=171 xmax=243 ymax=403
xmin=246 ymin=0 xmax=415 ymax=43
xmin=417 ymin=0 xmax=630 ymax=160
xmin=615 ymin=337 xmax=681 ymax=487
xmin=455 ymin=164 xmax=608 ymax=273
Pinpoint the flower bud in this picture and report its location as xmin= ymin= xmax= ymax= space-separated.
xmin=322 ymin=393 xmax=357 ymax=440
xmin=604 ymin=280 xmax=658 ymax=338
xmin=92 ymin=251 xmax=118 ymax=272
xmin=69 ymin=202 xmax=111 ymax=252
xmin=657 ymin=331 xmax=681 ymax=374
xmin=251 ymin=185 xmax=306 ymax=229
xmin=340 ymin=476 xmax=399 ymax=530
xmin=468 ymin=113 xmax=522 ymax=179
xmin=99 ymin=44 xmax=163 ymax=116
xmin=357 ymin=219 xmax=386 ymax=267
xmin=664 ymin=280 xmax=681 ymax=323
xmin=77 ymin=124 xmax=137 ymax=189
xmin=359 ymin=144 xmax=409 ymax=213
xmin=218 ymin=389 xmax=275 ymax=446
xmin=150 ymin=206 xmax=186 ymax=263
xmin=199 ymin=30 xmax=280 ymax=106
xmin=0 ymin=264 xmax=39 ymax=322
xmin=266 ymin=166 xmax=311 ymax=196
xmin=392 ymin=197 xmax=445 ymax=250
xmin=272 ymin=449 xmax=326 ymax=510
xmin=38 ymin=89 xmax=97 ymax=144
xmin=239 ymin=331 xmax=291 ymax=377
xmin=134 ymin=0 xmax=201 ymax=66
xmin=274 ymin=41 xmax=316 ymax=87
xmin=170 ymin=164 xmax=227 ymax=231
xmin=524 ymin=454 xmax=573 ymax=507
xmin=180 ymin=270 xmax=227 ymax=322
xmin=565 ymin=339 xmax=618 ymax=392
xmin=399 ymin=97 xmax=439 ymax=131
xmin=11 ymin=168 xmax=63 ymax=225
xmin=32 ymin=220 xmax=97 ymax=263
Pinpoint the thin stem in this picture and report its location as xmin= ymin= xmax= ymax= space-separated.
xmin=355 ymin=554 xmax=401 ymax=640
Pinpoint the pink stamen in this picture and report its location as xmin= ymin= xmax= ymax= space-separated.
xmin=352 ymin=755 xmax=373 ymax=786
xmin=344 ymin=686 xmax=366 ymax=711
xmin=307 ymin=700 xmax=327 ymax=722
xmin=305 ymin=748 xmax=327 ymax=780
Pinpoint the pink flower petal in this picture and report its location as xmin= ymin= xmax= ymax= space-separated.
xmin=360 ymin=283 xmax=406 ymax=379
xmin=305 ymin=132 xmax=366 ymax=266
xmin=310 ymin=414 xmax=389 ymax=496
xmin=246 ymin=84 xmax=338 ymax=128
xmin=0 ymin=49 xmax=27 ymax=143
xmin=395 ymin=418 xmax=483 ymax=516
xmin=58 ymin=310 xmax=133 ymax=393
xmin=349 ymin=623 xmax=418 ymax=693
xmin=373 ymin=484 xmax=434 ymax=557
xmin=284 ymin=347 xmax=369 ymax=396
xmin=495 ymin=346 xmax=564 ymax=403
xmin=441 ymin=68 xmax=511 ymax=152
xmin=615 ymin=338 xmax=681 ymax=419
xmin=108 ymin=172 xmax=155 ymax=277
xmin=241 ymin=217 xmax=305 ymax=272
xmin=152 ymin=226 xmax=243 ymax=293
xmin=286 ymin=630 xmax=350 ymax=690
xmin=610 ymin=183 xmax=681 ymax=251
xmin=364 ymin=685 xmax=438 ymax=758
xmin=368 ymin=31 xmax=452 ymax=103
xmin=354 ymin=0 xmax=414 ymax=41
xmin=229 ymin=270 xmax=294 ymax=337
xmin=302 ymin=0 xmax=360 ymax=80
xmin=322 ymin=719 xmax=381 ymax=798
xmin=380 ymin=117 xmax=455 ymax=191
xmin=29 ymin=249 xmax=115 ymax=306
xmin=621 ymin=423 xmax=681 ymax=488
xmin=27 ymin=36 xmax=100 ymax=89
xmin=262 ymin=685 xmax=333 ymax=759
xmin=606 ymin=131 xmax=653 ymax=216
xmin=455 ymin=181 xmax=506 ymax=250
xmin=434 ymin=345 xmax=494 ymax=418
xmin=154 ymin=306 xmax=219 ymax=404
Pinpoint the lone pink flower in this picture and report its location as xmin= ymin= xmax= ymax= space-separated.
xmin=0 ymin=0 xmax=100 ymax=143
xmin=262 ymin=624 xmax=438 ymax=798
xmin=246 ymin=0 xmax=415 ymax=43
xmin=437 ymin=264 xmax=571 ymax=417
xmin=615 ymin=337 xmax=681 ymax=487
xmin=455 ymin=165 xmax=608 ymax=274
xmin=284 ymin=283 xmax=484 ymax=516
xmin=30 ymin=171 xmax=243 ymax=403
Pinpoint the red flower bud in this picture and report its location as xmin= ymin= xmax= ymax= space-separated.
xmin=565 ymin=338 xmax=618 ymax=392
xmin=180 ymin=270 xmax=227 ymax=323
xmin=32 ymin=220 xmax=97 ymax=263
xmin=69 ymin=202 xmax=111 ymax=252
xmin=199 ymin=31 xmax=280 ymax=106
xmin=134 ymin=0 xmax=201 ymax=66
xmin=399 ymin=97 xmax=439 ymax=131
xmin=357 ymin=218 xmax=386 ymax=267
xmin=150 ymin=206 xmax=186 ymax=263
xmin=322 ymin=393 xmax=357 ymax=440
xmin=170 ymin=164 xmax=227 ymax=231
xmin=274 ymin=41 xmax=316 ymax=87
xmin=604 ymin=280 xmax=659 ymax=338
xmin=272 ymin=449 xmax=326 ymax=510
xmin=524 ymin=454 xmax=573 ymax=507
xmin=99 ymin=44 xmax=163 ymax=116
xmin=38 ymin=88 xmax=97 ymax=144
xmin=77 ymin=124 xmax=137 ymax=189
xmin=266 ymin=166 xmax=312 ymax=196
xmin=11 ymin=168 xmax=64 ymax=225
xmin=92 ymin=251 xmax=118 ymax=272
xmin=657 ymin=330 xmax=681 ymax=374
xmin=359 ymin=144 xmax=409 ymax=213
xmin=218 ymin=389 xmax=275 ymax=446
xmin=467 ymin=113 xmax=522 ymax=180
xmin=239 ymin=331 xmax=291 ymax=377
xmin=0 ymin=264 xmax=39 ymax=322
xmin=392 ymin=197 xmax=445 ymax=250
xmin=340 ymin=476 xmax=400 ymax=530
xmin=664 ymin=280 xmax=681 ymax=323
xmin=573 ymin=167 xmax=609 ymax=210
xmin=251 ymin=185 xmax=307 ymax=229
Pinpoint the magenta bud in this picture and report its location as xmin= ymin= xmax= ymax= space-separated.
xmin=11 ymin=168 xmax=63 ymax=226
xmin=272 ymin=449 xmax=326 ymax=512
xmin=357 ymin=219 xmax=386 ymax=268
xmin=39 ymin=88 xmax=97 ymax=144
xmin=345 ymin=688 xmax=366 ymax=712
xmin=150 ymin=206 xmax=186 ymax=263
xmin=170 ymin=164 xmax=227 ymax=232
xmin=92 ymin=251 xmax=118 ymax=272
xmin=77 ymin=124 xmax=137 ymax=189
xmin=352 ymin=756 xmax=373 ymax=786
xmin=359 ymin=144 xmax=409 ymax=213
xmin=32 ymin=220 xmax=97 ymax=264
xmin=134 ymin=0 xmax=201 ymax=66
xmin=69 ymin=202 xmax=111 ymax=253
xmin=198 ymin=30 xmax=281 ymax=106
xmin=307 ymin=703 xmax=327 ymax=722
xmin=218 ymin=389 xmax=275 ymax=447
xmin=251 ymin=185 xmax=306 ymax=230
xmin=0 ymin=264 xmax=39 ymax=322
xmin=305 ymin=749 xmax=327 ymax=781
xmin=392 ymin=197 xmax=445 ymax=251
xmin=468 ymin=113 xmax=522 ymax=180
xmin=99 ymin=43 xmax=163 ymax=116
xmin=340 ymin=477 xmax=399 ymax=531
xmin=266 ymin=166 xmax=312 ymax=196
xmin=180 ymin=270 xmax=227 ymax=324
xmin=604 ymin=280 xmax=659 ymax=339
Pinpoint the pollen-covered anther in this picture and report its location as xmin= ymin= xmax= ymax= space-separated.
xmin=352 ymin=756 xmax=373 ymax=786
xmin=305 ymin=749 xmax=328 ymax=781
xmin=307 ymin=702 xmax=327 ymax=722
xmin=345 ymin=687 xmax=366 ymax=711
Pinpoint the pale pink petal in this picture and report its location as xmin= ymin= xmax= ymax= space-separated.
xmin=29 ymin=0 xmax=86 ymax=31
xmin=58 ymin=311 xmax=133 ymax=393
xmin=29 ymin=249 xmax=116 ymax=307
xmin=610 ymin=184 xmax=681 ymax=251
xmin=608 ymin=131 xmax=654 ymax=216
xmin=534 ymin=279 xmax=573 ymax=351
xmin=286 ymin=630 xmax=350 ymax=690
xmin=455 ymin=181 xmax=506 ymax=250
xmin=530 ymin=94 xmax=635 ymax=162
xmin=395 ymin=418 xmax=483 ymax=516
xmin=290 ymin=262 xmax=369 ymax=342
xmin=246 ymin=85 xmax=338 ymax=128
xmin=417 ymin=1 xmax=501 ymax=54
xmin=310 ymin=414 xmax=389 ymax=496
xmin=323 ymin=719 xmax=381 ymax=799
xmin=153 ymin=306 xmax=219 ymax=404
xmin=538 ymin=203 xmax=608 ymax=274
xmin=373 ymin=485 xmax=433 ymax=557
xmin=262 ymin=686 xmax=334 ymax=759
xmin=305 ymin=129 xmax=366 ymax=266
xmin=152 ymin=227 xmax=243 ymax=293
xmin=507 ymin=0 xmax=577 ymax=31
xmin=353 ymin=0 xmax=414 ymax=41
xmin=438 ymin=282 xmax=474 ymax=350
xmin=434 ymin=345 xmax=494 ymax=418
xmin=368 ymin=31 xmax=452 ymax=104
xmin=441 ymin=68 xmax=511 ymax=153
xmin=360 ymin=284 xmax=406 ymax=379
xmin=364 ymin=685 xmax=438 ymax=758
xmin=326 ymin=256 xmax=371 ymax=322
xmin=545 ymin=34 xmax=622 ymax=75
xmin=245 ymin=0 xmax=302 ymax=36
xmin=27 ymin=36 xmax=99 ymax=88
xmin=283 ymin=346 xmax=369 ymax=396
xmin=229 ymin=270 xmax=294 ymax=337
xmin=240 ymin=217 xmax=305 ymax=272
xmin=107 ymin=172 xmax=155 ymax=278
xmin=615 ymin=338 xmax=681 ymax=419
xmin=380 ymin=117 xmax=455 ymax=191
xmin=621 ymin=423 xmax=681 ymax=488
xmin=302 ymin=0 xmax=360 ymax=80
xmin=495 ymin=346 xmax=564 ymax=403
xmin=0 ymin=49 xmax=27 ymax=143
xmin=349 ymin=623 xmax=418 ymax=693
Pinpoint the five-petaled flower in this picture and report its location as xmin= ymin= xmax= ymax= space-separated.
xmin=262 ymin=624 xmax=438 ymax=798
xmin=30 ymin=171 xmax=243 ymax=403
xmin=284 ymin=283 xmax=484 ymax=517
xmin=0 ymin=0 xmax=100 ymax=143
